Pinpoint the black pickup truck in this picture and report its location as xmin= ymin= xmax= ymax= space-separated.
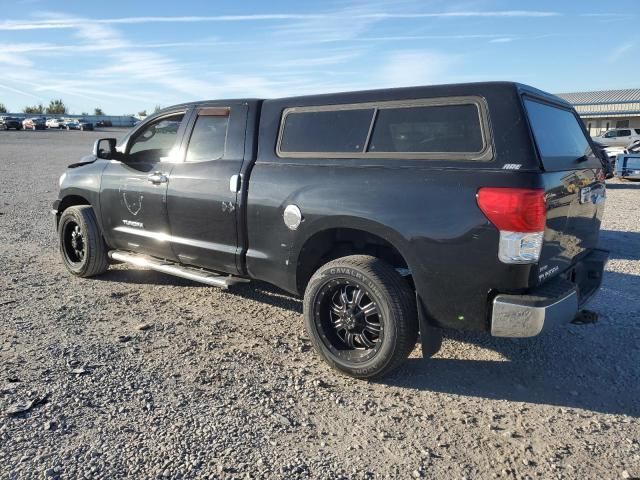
xmin=53 ymin=82 xmax=608 ymax=378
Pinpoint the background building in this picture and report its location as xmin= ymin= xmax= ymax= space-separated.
xmin=556 ymin=88 xmax=640 ymax=136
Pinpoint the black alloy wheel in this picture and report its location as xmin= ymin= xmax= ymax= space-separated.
xmin=317 ymin=280 xmax=383 ymax=361
xmin=62 ymin=222 xmax=85 ymax=264
xmin=58 ymin=206 xmax=109 ymax=277
xmin=304 ymin=255 xmax=418 ymax=379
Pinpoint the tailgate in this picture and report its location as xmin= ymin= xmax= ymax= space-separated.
xmin=523 ymin=97 xmax=606 ymax=283
xmin=540 ymin=169 xmax=605 ymax=280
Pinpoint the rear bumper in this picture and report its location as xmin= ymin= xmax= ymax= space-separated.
xmin=491 ymin=248 xmax=609 ymax=337
xmin=619 ymin=171 xmax=640 ymax=179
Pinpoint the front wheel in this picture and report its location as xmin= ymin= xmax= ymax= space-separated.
xmin=58 ymin=206 xmax=109 ymax=277
xmin=303 ymin=255 xmax=418 ymax=379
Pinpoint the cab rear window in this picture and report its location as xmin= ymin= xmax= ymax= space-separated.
xmin=524 ymin=98 xmax=601 ymax=171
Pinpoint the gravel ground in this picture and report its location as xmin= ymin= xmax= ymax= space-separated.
xmin=0 ymin=128 xmax=639 ymax=480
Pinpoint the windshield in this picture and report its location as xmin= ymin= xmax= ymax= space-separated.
xmin=524 ymin=98 xmax=601 ymax=171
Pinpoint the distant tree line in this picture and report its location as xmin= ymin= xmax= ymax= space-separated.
xmin=0 ymin=100 xmax=108 ymax=116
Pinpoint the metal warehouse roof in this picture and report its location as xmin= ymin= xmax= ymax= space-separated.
xmin=556 ymin=88 xmax=640 ymax=105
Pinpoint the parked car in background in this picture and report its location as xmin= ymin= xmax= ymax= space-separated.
xmin=46 ymin=118 xmax=66 ymax=129
xmin=95 ymin=120 xmax=112 ymax=128
xmin=0 ymin=116 xmax=23 ymax=130
xmin=22 ymin=117 xmax=46 ymax=130
xmin=58 ymin=118 xmax=74 ymax=129
xmin=615 ymin=154 xmax=640 ymax=180
xmin=592 ymin=128 xmax=640 ymax=147
xmin=593 ymin=142 xmax=617 ymax=178
xmin=627 ymin=139 xmax=640 ymax=154
xmin=592 ymin=141 xmax=625 ymax=178
xmin=65 ymin=119 xmax=94 ymax=131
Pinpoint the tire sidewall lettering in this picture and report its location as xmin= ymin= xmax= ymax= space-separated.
xmin=327 ymin=267 xmax=382 ymax=300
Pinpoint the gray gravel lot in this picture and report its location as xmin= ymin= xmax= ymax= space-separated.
xmin=0 ymin=128 xmax=639 ymax=479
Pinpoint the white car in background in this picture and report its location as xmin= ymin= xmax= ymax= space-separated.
xmin=46 ymin=118 xmax=66 ymax=129
xmin=592 ymin=128 xmax=640 ymax=147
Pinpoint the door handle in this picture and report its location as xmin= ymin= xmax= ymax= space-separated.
xmin=147 ymin=172 xmax=168 ymax=184
xmin=229 ymin=174 xmax=242 ymax=193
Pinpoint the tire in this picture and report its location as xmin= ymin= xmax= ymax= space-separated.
xmin=58 ymin=206 xmax=109 ymax=277
xmin=303 ymin=255 xmax=418 ymax=379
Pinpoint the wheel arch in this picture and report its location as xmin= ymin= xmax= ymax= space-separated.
xmin=55 ymin=194 xmax=92 ymax=228
xmin=294 ymin=220 xmax=415 ymax=296
xmin=293 ymin=220 xmax=443 ymax=354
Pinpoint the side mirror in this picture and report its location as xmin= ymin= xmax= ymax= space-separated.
xmin=93 ymin=138 xmax=117 ymax=160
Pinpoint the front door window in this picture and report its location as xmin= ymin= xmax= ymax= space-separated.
xmin=128 ymin=114 xmax=184 ymax=163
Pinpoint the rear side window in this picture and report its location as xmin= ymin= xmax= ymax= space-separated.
xmin=368 ymin=104 xmax=483 ymax=153
xmin=619 ymin=129 xmax=631 ymax=136
xmin=524 ymin=98 xmax=601 ymax=171
xmin=635 ymin=129 xmax=640 ymax=135
xmin=186 ymin=114 xmax=229 ymax=162
xmin=279 ymin=109 xmax=374 ymax=153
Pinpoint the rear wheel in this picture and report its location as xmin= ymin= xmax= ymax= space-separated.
xmin=303 ymin=255 xmax=418 ymax=379
xmin=58 ymin=206 xmax=109 ymax=277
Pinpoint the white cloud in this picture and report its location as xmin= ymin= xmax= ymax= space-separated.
xmin=0 ymin=5 xmax=563 ymax=112
xmin=609 ymin=43 xmax=634 ymax=63
xmin=0 ymin=10 xmax=561 ymax=31
xmin=489 ymin=37 xmax=513 ymax=43
xmin=580 ymin=13 xmax=631 ymax=17
xmin=271 ymin=4 xmax=380 ymax=43
xmin=277 ymin=52 xmax=364 ymax=68
xmin=374 ymin=51 xmax=458 ymax=88
xmin=2 ymin=39 xmax=238 ymax=55
xmin=355 ymin=34 xmax=514 ymax=42
xmin=0 ymin=52 xmax=33 ymax=67
xmin=0 ymin=14 xmax=323 ymax=30
xmin=362 ymin=11 xmax=559 ymax=19
xmin=0 ymin=19 xmax=214 ymax=111
xmin=0 ymin=82 xmax=44 ymax=101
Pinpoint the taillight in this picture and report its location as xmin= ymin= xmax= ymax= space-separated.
xmin=477 ymin=188 xmax=546 ymax=264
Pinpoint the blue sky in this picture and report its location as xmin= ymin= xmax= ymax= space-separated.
xmin=0 ymin=0 xmax=636 ymax=114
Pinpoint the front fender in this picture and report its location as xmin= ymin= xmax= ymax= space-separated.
xmin=53 ymin=160 xmax=108 ymax=232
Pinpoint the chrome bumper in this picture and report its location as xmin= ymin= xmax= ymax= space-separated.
xmin=491 ymin=288 xmax=578 ymax=337
xmin=491 ymin=249 xmax=608 ymax=338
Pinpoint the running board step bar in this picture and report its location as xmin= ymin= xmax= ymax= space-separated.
xmin=108 ymin=250 xmax=250 ymax=289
